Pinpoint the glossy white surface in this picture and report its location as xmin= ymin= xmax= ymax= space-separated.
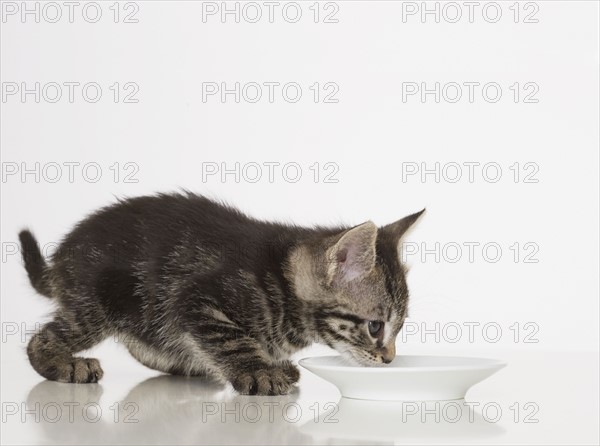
xmin=1 ymin=342 xmax=598 ymax=445
xmin=299 ymin=355 xmax=506 ymax=401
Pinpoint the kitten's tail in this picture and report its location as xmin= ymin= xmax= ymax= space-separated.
xmin=18 ymin=230 xmax=52 ymax=298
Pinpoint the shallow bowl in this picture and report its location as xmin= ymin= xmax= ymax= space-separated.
xmin=299 ymin=355 xmax=506 ymax=401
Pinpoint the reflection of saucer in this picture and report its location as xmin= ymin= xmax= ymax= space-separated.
xmin=299 ymin=397 xmax=506 ymax=444
xmin=300 ymin=355 xmax=507 ymax=401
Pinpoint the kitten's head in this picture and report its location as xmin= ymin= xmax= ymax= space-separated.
xmin=289 ymin=210 xmax=425 ymax=366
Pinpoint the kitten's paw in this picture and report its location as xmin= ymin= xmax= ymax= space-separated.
xmin=50 ymin=358 xmax=104 ymax=384
xmin=279 ymin=360 xmax=300 ymax=384
xmin=231 ymin=366 xmax=297 ymax=396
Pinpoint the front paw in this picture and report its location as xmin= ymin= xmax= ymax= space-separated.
xmin=231 ymin=365 xmax=298 ymax=395
xmin=279 ymin=360 xmax=300 ymax=384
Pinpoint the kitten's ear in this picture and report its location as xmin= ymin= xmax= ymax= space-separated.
xmin=327 ymin=221 xmax=378 ymax=285
xmin=380 ymin=209 xmax=426 ymax=244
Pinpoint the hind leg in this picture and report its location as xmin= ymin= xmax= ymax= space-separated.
xmin=27 ymin=314 xmax=106 ymax=383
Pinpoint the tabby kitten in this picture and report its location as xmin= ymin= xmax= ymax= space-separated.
xmin=20 ymin=193 xmax=424 ymax=395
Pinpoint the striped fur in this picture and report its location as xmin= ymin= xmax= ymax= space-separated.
xmin=20 ymin=193 xmax=423 ymax=394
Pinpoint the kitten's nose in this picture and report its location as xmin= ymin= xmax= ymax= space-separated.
xmin=380 ymin=343 xmax=396 ymax=364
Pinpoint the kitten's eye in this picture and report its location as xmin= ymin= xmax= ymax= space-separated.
xmin=368 ymin=321 xmax=383 ymax=337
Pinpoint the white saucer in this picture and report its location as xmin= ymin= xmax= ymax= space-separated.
xmin=299 ymin=355 xmax=506 ymax=401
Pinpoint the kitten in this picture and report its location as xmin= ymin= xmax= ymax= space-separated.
xmin=19 ymin=192 xmax=424 ymax=395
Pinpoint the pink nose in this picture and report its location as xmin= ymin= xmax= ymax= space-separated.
xmin=381 ymin=343 xmax=396 ymax=364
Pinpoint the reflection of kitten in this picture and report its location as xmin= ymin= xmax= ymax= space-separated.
xmin=20 ymin=193 xmax=423 ymax=394
xmin=26 ymin=376 xmax=313 ymax=445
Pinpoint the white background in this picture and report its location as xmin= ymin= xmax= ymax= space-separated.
xmin=1 ymin=1 xmax=599 ymax=445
